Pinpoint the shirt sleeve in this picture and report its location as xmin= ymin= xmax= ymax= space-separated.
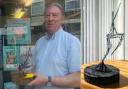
xmin=31 ymin=44 xmax=38 ymax=72
xmin=31 ymin=37 xmax=42 ymax=72
xmin=67 ymin=37 xmax=81 ymax=73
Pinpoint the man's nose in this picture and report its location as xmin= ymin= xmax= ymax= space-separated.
xmin=48 ymin=14 xmax=54 ymax=21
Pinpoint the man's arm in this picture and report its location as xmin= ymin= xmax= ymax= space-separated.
xmin=28 ymin=71 xmax=80 ymax=88
xmin=52 ymin=71 xmax=80 ymax=88
xmin=51 ymin=37 xmax=81 ymax=88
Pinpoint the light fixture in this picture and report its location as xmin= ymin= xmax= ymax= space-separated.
xmin=14 ymin=8 xmax=25 ymax=18
xmin=13 ymin=0 xmax=32 ymax=18
xmin=22 ymin=0 xmax=32 ymax=7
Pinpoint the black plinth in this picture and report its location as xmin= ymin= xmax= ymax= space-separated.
xmin=84 ymin=62 xmax=120 ymax=85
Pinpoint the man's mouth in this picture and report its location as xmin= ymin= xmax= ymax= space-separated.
xmin=47 ymin=23 xmax=54 ymax=26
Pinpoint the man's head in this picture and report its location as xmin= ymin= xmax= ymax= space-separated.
xmin=44 ymin=3 xmax=65 ymax=34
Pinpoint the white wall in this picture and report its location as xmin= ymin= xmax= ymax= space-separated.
xmin=125 ymin=0 xmax=128 ymax=60
xmin=81 ymin=0 xmax=126 ymax=64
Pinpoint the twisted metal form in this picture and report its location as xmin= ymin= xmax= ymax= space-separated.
xmin=95 ymin=2 xmax=124 ymax=72
xmin=102 ymin=3 xmax=124 ymax=62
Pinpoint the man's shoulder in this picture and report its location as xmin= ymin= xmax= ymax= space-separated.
xmin=35 ymin=36 xmax=46 ymax=46
xmin=62 ymin=30 xmax=80 ymax=43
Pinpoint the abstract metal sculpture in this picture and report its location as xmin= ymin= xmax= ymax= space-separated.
xmin=95 ymin=2 xmax=124 ymax=72
xmin=103 ymin=2 xmax=124 ymax=61
xmin=84 ymin=2 xmax=124 ymax=85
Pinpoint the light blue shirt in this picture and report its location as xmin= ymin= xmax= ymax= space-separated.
xmin=33 ymin=27 xmax=80 ymax=89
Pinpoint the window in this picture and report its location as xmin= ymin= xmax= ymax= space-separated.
xmin=65 ymin=0 xmax=80 ymax=12
xmin=31 ymin=1 xmax=45 ymax=16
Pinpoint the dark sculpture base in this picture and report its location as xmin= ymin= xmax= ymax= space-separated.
xmin=84 ymin=62 xmax=119 ymax=85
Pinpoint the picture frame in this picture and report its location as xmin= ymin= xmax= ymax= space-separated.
xmin=31 ymin=1 xmax=45 ymax=16
xmin=19 ymin=46 xmax=35 ymax=72
xmin=65 ymin=0 xmax=80 ymax=12
xmin=7 ymin=26 xmax=31 ymax=45
xmin=3 ymin=46 xmax=19 ymax=71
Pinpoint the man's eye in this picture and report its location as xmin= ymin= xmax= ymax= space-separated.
xmin=45 ymin=14 xmax=59 ymax=17
xmin=46 ymin=14 xmax=50 ymax=17
xmin=53 ymin=14 xmax=58 ymax=16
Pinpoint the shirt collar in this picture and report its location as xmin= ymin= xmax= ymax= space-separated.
xmin=45 ymin=27 xmax=63 ymax=40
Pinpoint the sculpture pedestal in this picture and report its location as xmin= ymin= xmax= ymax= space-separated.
xmin=84 ymin=64 xmax=119 ymax=85
xmin=81 ymin=60 xmax=128 ymax=89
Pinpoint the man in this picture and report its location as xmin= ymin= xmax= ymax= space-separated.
xmin=28 ymin=2 xmax=80 ymax=89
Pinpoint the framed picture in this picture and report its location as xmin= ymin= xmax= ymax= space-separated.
xmin=3 ymin=46 xmax=19 ymax=71
xmin=65 ymin=0 xmax=80 ymax=12
xmin=19 ymin=46 xmax=35 ymax=72
xmin=31 ymin=1 xmax=45 ymax=16
xmin=7 ymin=26 xmax=31 ymax=45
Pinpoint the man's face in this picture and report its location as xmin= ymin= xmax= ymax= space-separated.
xmin=44 ymin=6 xmax=64 ymax=33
